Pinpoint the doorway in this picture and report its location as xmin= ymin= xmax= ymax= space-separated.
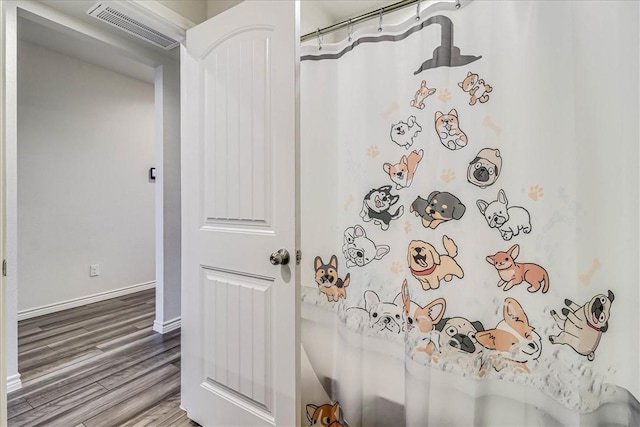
xmin=16 ymin=17 xmax=156 ymax=323
xmin=2 ymin=1 xmax=182 ymax=422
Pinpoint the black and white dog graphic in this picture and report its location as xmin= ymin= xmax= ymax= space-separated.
xmin=360 ymin=185 xmax=404 ymax=230
xmin=343 ymin=225 xmax=390 ymax=268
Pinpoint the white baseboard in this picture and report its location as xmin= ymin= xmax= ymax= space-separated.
xmin=7 ymin=373 xmax=22 ymax=393
xmin=153 ymin=317 xmax=181 ymax=334
xmin=17 ymin=281 xmax=156 ymax=321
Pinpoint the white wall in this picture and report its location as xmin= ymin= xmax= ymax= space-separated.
xmin=300 ymin=0 xmax=335 ymax=43
xmin=154 ymin=61 xmax=182 ymax=328
xmin=206 ymin=0 xmax=242 ymax=19
xmin=159 ymin=0 xmax=207 ymax=24
xmin=16 ymin=40 xmax=156 ymax=311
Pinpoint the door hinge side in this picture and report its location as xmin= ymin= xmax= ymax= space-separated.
xmin=296 ymin=250 xmax=302 ymax=265
xmin=2 ymin=259 xmax=6 ymax=277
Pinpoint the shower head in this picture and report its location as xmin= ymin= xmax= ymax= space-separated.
xmin=413 ymin=15 xmax=482 ymax=75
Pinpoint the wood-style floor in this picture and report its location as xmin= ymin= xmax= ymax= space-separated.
xmin=7 ymin=289 xmax=198 ymax=427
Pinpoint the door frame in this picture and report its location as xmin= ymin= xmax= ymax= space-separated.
xmin=1 ymin=0 xmax=7 ymax=423
xmin=0 ymin=0 xmax=184 ymax=401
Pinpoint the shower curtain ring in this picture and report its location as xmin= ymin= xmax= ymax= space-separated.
xmin=316 ymin=28 xmax=322 ymax=51
xmin=378 ymin=9 xmax=383 ymax=32
xmin=416 ymin=0 xmax=421 ymax=20
xmin=348 ymin=19 xmax=353 ymax=42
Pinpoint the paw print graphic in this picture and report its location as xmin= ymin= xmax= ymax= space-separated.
xmin=391 ymin=261 xmax=403 ymax=274
xmin=344 ymin=195 xmax=354 ymax=211
xmin=528 ymin=185 xmax=544 ymax=201
xmin=438 ymin=88 xmax=452 ymax=103
xmin=367 ymin=146 xmax=380 ymax=158
xmin=404 ymin=221 xmax=412 ymax=234
xmin=440 ymin=169 xmax=456 ymax=183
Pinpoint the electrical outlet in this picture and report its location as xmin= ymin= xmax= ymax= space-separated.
xmin=90 ymin=264 xmax=100 ymax=277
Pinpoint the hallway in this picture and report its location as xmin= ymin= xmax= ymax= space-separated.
xmin=6 ymin=289 xmax=196 ymax=426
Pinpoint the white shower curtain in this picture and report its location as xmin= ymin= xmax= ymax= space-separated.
xmin=300 ymin=1 xmax=639 ymax=426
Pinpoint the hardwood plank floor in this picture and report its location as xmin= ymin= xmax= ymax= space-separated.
xmin=7 ymin=289 xmax=199 ymax=427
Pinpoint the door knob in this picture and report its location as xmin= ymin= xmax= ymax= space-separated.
xmin=270 ymin=249 xmax=290 ymax=265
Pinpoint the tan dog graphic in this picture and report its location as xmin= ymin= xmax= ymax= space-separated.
xmin=402 ymin=279 xmax=446 ymax=356
xmin=549 ymin=291 xmax=614 ymax=361
xmin=383 ymin=150 xmax=423 ymax=189
xmin=314 ymin=255 xmax=350 ymax=302
xmin=486 ymin=245 xmax=550 ymax=293
xmin=422 ymin=317 xmax=485 ymax=367
xmin=407 ymin=236 xmax=464 ymax=290
xmin=434 ymin=109 xmax=468 ymax=150
xmin=402 ymin=278 xmax=446 ymax=333
xmin=458 ymin=71 xmax=493 ymax=105
xmin=477 ymin=298 xmax=542 ymax=375
xmin=468 ymin=148 xmax=502 ymax=188
xmin=410 ymin=80 xmax=436 ymax=110
xmin=306 ymin=402 xmax=345 ymax=427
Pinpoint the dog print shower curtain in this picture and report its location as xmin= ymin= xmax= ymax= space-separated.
xmin=300 ymin=1 xmax=639 ymax=426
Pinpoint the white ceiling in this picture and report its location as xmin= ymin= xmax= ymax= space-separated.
xmin=37 ymin=0 xmax=398 ymax=44
xmin=18 ymin=0 xmax=399 ymax=84
xmin=37 ymin=0 xmax=177 ymax=55
xmin=18 ymin=16 xmax=157 ymax=84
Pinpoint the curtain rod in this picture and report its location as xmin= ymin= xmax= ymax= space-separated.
xmin=300 ymin=0 xmax=460 ymax=42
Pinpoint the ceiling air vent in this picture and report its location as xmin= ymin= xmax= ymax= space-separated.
xmin=87 ymin=2 xmax=186 ymax=50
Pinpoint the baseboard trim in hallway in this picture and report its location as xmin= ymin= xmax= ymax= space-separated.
xmin=17 ymin=281 xmax=156 ymax=321
xmin=153 ymin=317 xmax=181 ymax=334
xmin=8 ymin=288 xmax=197 ymax=426
xmin=6 ymin=374 xmax=22 ymax=393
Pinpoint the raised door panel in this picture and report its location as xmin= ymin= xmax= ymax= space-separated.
xmin=201 ymin=30 xmax=273 ymax=231
xmin=201 ymin=267 xmax=273 ymax=421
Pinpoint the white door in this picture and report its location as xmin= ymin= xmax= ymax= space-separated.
xmin=180 ymin=1 xmax=299 ymax=426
